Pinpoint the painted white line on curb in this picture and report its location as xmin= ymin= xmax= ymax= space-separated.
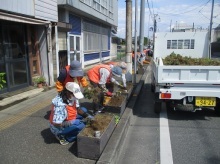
xmin=160 ymin=106 xmax=173 ymax=164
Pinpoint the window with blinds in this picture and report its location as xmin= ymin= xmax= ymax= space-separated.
xmin=83 ymin=21 xmax=109 ymax=52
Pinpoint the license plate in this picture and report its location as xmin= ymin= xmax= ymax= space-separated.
xmin=195 ymin=97 xmax=216 ymax=107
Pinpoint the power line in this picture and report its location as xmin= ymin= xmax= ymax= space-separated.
xmin=156 ymin=0 xmax=211 ymax=16
xmin=146 ymin=0 xmax=153 ymax=20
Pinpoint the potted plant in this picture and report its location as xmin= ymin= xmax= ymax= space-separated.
xmin=33 ymin=76 xmax=46 ymax=88
xmin=0 ymin=72 xmax=6 ymax=90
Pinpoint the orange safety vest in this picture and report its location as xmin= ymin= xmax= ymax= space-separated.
xmin=87 ymin=64 xmax=112 ymax=84
xmin=132 ymin=52 xmax=135 ymax=58
xmin=49 ymin=103 xmax=77 ymax=124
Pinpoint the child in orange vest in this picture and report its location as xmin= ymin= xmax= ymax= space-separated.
xmin=49 ymin=82 xmax=93 ymax=145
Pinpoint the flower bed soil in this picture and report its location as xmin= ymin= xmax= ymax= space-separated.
xmin=80 ymin=113 xmax=114 ymax=137
xmin=107 ymin=95 xmax=126 ymax=106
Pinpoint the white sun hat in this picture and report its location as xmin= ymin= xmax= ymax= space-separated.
xmin=65 ymin=82 xmax=84 ymax=99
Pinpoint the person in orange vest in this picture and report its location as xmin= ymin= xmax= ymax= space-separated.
xmin=56 ymin=60 xmax=88 ymax=92
xmin=132 ymin=51 xmax=135 ymax=65
xmin=49 ymin=82 xmax=93 ymax=145
xmin=87 ymin=63 xmax=127 ymax=113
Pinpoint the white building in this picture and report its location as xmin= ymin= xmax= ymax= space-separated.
xmin=154 ymin=31 xmax=209 ymax=59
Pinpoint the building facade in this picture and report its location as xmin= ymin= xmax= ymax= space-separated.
xmin=0 ymin=0 xmax=58 ymax=94
xmin=154 ymin=31 xmax=209 ymax=59
xmin=0 ymin=0 xmax=119 ymax=94
xmin=56 ymin=0 xmax=118 ymax=74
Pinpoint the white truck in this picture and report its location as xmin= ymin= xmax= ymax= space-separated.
xmin=151 ymin=57 xmax=220 ymax=115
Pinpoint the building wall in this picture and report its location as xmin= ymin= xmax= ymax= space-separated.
xmin=35 ymin=0 xmax=58 ymax=22
xmin=0 ymin=0 xmax=58 ymax=22
xmin=56 ymin=0 xmax=118 ymax=69
xmin=58 ymin=0 xmax=118 ymax=26
xmin=0 ymin=0 xmax=34 ymax=16
xmin=37 ymin=26 xmax=49 ymax=83
xmin=212 ymin=29 xmax=220 ymax=42
xmin=154 ymin=31 xmax=209 ymax=59
xmin=110 ymin=43 xmax=117 ymax=60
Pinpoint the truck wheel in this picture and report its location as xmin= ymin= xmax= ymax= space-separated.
xmin=151 ymin=83 xmax=155 ymax=92
xmin=214 ymin=101 xmax=220 ymax=116
xmin=154 ymin=102 xmax=162 ymax=114
xmin=166 ymin=101 xmax=175 ymax=113
xmin=151 ymin=76 xmax=155 ymax=93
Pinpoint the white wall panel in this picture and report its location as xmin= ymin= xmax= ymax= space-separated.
xmin=0 ymin=0 xmax=34 ymax=16
xmin=58 ymin=32 xmax=67 ymax=50
xmin=35 ymin=0 xmax=58 ymax=22
xmin=154 ymin=31 xmax=209 ymax=59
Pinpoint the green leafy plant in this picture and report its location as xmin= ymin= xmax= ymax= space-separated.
xmin=163 ymin=53 xmax=220 ymax=66
xmin=0 ymin=72 xmax=6 ymax=90
xmin=114 ymin=114 xmax=120 ymax=124
xmin=33 ymin=75 xmax=46 ymax=84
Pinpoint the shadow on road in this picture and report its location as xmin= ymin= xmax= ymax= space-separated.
xmin=41 ymin=128 xmax=58 ymax=144
xmin=167 ymin=108 xmax=219 ymax=121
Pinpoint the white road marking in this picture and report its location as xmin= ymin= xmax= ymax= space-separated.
xmin=160 ymin=105 xmax=173 ymax=164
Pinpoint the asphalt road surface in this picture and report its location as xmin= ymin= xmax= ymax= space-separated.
xmin=117 ymin=65 xmax=220 ymax=164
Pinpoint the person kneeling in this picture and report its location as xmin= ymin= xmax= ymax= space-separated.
xmin=49 ymin=82 xmax=93 ymax=145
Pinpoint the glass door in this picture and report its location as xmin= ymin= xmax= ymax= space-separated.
xmin=69 ymin=34 xmax=82 ymax=63
xmin=1 ymin=22 xmax=28 ymax=92
xmin=0 ymin=30 xmax=7 ymax=92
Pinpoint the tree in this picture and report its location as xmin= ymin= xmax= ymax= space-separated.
xmin=144 ymin=37 xmax=148 ymax=45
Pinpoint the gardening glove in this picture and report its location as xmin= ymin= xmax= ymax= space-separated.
xmin=105 ymin=91 xmax=113 ymax=97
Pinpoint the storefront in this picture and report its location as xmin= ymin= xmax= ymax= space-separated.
xmin=0 ymin=20 xmax=49 ymax=94
xmin=0 ymin=21 xmax=29 ymax=93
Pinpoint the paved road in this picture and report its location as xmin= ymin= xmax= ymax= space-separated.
xmin=117 ymin=65 xmax=220 ymax=164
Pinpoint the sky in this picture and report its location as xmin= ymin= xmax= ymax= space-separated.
xmin=117 ymin=0 xmax=220 ymax=39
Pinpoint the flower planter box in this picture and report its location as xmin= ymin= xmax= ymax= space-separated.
xmin=77 ymin=114 xmax=116 ymax=160
xmin=118 ymin=83 xmax=133 ymax=100
xmin=104 ymin=95 xmax=127 ymax=116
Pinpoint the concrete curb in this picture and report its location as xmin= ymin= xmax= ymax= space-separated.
xmin=0 ymin=88 xmax=44 ymax=107
xmin=97 ymin=71 xmax=148 ymax=164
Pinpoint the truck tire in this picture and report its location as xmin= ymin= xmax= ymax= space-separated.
xmin=151 ymin=83 xmax=155 ymax=92
xmin=166 ymin=101 xmax=175 ymax=113
xmin=151 ymin=75 xmax=155 ymax=93
xmin=214 ymin=101 xmax=220 ymax=116
xmin=154 ymin=102 xmax=162 ymax=114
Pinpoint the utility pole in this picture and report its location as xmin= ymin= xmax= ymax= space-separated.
xmin=139 ymin=0 xmax=145 ymax=52
xmin=209 ymin=0 xmax=214 ymax=59
xmin=125 ymin=0 xmax=132 ymax=75
xmin=148 ymin=14 xmax=150 ymax=46
xmin=134 ymin=0 xmax=138 ymax=83
xmin=153 ymin=14 xmax=157 ymax=52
